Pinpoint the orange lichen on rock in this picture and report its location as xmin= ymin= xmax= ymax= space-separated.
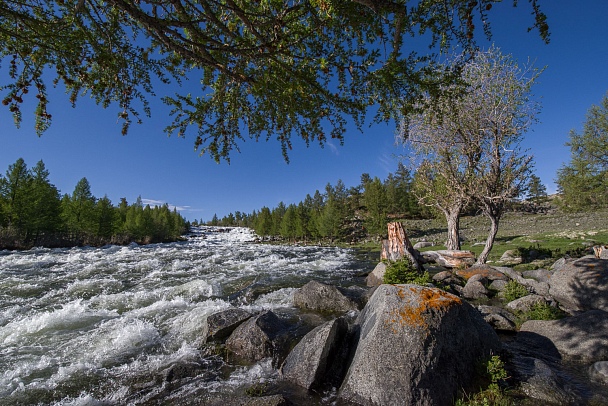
xmin=387 ymin=286 xmax=462 ymax=334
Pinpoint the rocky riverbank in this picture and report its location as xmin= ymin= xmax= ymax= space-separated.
xmin=184 ymin=248 xmax=608 ymax=406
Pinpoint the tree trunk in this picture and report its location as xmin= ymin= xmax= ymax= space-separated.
xmin=381 ymin=222 xmax=424 ymax=272
xmin=476 ymin=213 xmax=500 ymax=264
xmin=445 ymin=210 xmax=461 ymax=251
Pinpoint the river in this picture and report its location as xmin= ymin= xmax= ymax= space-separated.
xmin=0 ymin=227 xmax=374 ymax=405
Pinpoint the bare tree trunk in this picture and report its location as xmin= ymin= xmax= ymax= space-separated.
xmin=381 ymin=222 xmax=424 ymax=272
xmin=476 ymin=213 xmax=499 ymax=264
xmin=445 ymin=210 xmax=461 ymax=251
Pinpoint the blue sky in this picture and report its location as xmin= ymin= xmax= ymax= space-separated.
xmin=1 ymin=1 xmax=607 ymax=222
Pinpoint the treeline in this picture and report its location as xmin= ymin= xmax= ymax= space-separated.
xmin=0 ymin=158 xmax=188 ymax=249
xmin=197 ymin=163 xmax=431 ymax=242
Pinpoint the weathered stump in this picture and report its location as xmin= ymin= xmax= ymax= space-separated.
xmin=380 ymin=222 xmax=423 ymax=271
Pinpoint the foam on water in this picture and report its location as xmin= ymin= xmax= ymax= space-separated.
xmin=0 ymin=226 xmax=372 ymax=404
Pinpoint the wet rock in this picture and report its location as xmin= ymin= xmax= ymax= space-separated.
xmin=477 ymin=305 xmax=517 ymax=331
xmin=203 ymin=307 xmax=252 ymax=343
xmin=338 ymin=284 xmax=500 ymax=406
xmin=548 ymin=257 xmax=608 ymax=312
xmin=203 ymin=394 xmax=289 ymax=406
xmin=506 ymin=294 xmax=547 ymax=313
xmin=589 ymin=361 xmax=608 ymax=384
xmin=294 ymin=280 xmax=359 ymax=313
xmin=281 ymin=317 xmax=348 ymax=390
xmin=513 ymin=356 xmax=586 ymax=405
xmin=366 ymin=262 xmax=386 ymax=287
xmin=226 ymin=311 xmax=288 ymax=364
xmin=519 ymin=310 xmax=608 ymax=362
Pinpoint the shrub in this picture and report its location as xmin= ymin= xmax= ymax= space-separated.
xmin=521 ymin=302 xmax=565 ymax=322
xmin=455 ymin=355 xmax=513 ymax=406
xmin=383 ymin=259 xmax=432 ymax=285
xmin=502 ymin=280 xmax=529 ymax=302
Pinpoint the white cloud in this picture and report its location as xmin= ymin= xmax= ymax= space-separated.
xmin=141 ymin=198 xmax=191 ymax=213
xmin=326 ymin=141 xmax=339 ymax=156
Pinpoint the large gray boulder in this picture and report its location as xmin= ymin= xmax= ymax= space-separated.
xmin=339 ymin=284 xmax=500 ymax=406
xmin=294 ymin=280 xmax=359 ymax=314
xmin=281 ymin=317 xmax=348 ymax=390
xmin=225 ymin=311 xmax=287 ymax=363
xmin=202 ymin=307 xmax=252 ymax=343
xmin=519 ymin=310 xmax=608 ymax=362
xmin=505 ymin=294 xmax=547 ymax=313
xmin=548 ymin=257 xmax=608 ymax=312
xmin=366 ymin=262 xmax=386 ymax=287
xmin=477 ymin=305 xmax=517 ymax=331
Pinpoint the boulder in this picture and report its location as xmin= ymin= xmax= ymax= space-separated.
xmin=495 ymin=266 xmax=550 ymax=296
xmin=477 ymin=305 xmax=517 ymax=331
xmin=589 ymin=361 xmax=608 ymax=384
xmin=519 ymin=310 xmax=608 ymax=362
xmin=365 ymin=262 xmax=386 ymax=287
xmin=281 ymin=317 xmax=348 ymax=390
xmin=338 ymin=284 xmax=500 ymax=406
xmin=202 ymin=307 xmax=252 ymax=343
xmin=548 ymin=257 xmax=608 ymax=312
xmin=294 ymin=280 xmax=359 ymax=313
xmin=522 ymin=269 xmax=552 ymax=283
xmin=462 ymin=278 xmax=489 ymax=300
xmin=420 ymin=250 xmax=476 ymax=268
xmin=506 ymin=294 xmax=547 ymax=313
xmin=500 ymin=249 xmax=523 ymax=264
xmin=226 ymin=311 xmax=287 ymax=364
xmin=455 ymin=264 xmax=508 ymax=281
xmin=513 ymin=356 xmax=586 ymax=405
xmin=489 ymin=279 xmax=508 ymax=292
xmin=413 ymin=241 xmax=434 ymax=249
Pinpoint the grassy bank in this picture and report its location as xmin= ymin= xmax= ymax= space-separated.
xmin=400 ymin=208 xmax=608 ymax=266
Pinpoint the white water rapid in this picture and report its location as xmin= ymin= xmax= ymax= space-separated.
xmin=0 ymin=227 xmax=372 ymax=405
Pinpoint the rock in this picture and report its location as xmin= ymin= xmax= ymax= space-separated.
xmin=506 ymin=294 xmax=547 ymax=313
xmin=338 ymin=284 xmax=500 ymax=406
xmin=294 ymin=280 xmax=359 ymax=313
xmin=455 ymin=264 xmax=508 ymax=281
xmin=548 ymin=257 xmax=608 ymax=312
xmin=589 ymin=361 xmax=608 ymax=384
xmin=203 ymin=395 xmax=289 ymax=406
xmin=420 ymin=250 xmax=476 ymax=268
xmin=551 ymin=257 xmax=571 ymax=272
xmin=462 ymin=279 xmax=489 ymax=300
xmin=500 ymin=249 xmax=522 ymax=264
xmin=226 ymin=311 xmax=287 ymax=364
xmin=522 ymin=269 xmax=552 ymax=283
xmin=489 ymin=279 xmax=508 ymax=292
xmin=281 ymin=317 xmax=348 ymax=390
xmin=413 ymin=241 xmax=434 ymax=249
xmin=203 ymin=307 xmax=252 ymax=343
xmin=495 ymin=266 xmax=550 ymax=296
xmin=519 ymin=310 xmax=608 ymax=362
xmin=365 ymin=262 xmax=386 ymax=287
xmin=477 ymin=305 xmax=517 ymax=331
xmin=513 ymin=356 xmax=586 ymax=405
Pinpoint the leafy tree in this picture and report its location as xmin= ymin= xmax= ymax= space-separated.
xmin=527 ymin=174 xmax=547 ymax=203
xmin=1 ymin=1 xmax=548 ymax=162
xmin=281 ymin=204 xmax=298 ymax=241
xmin=254 ymin=207 xmax=272 ymax=237
xmin=95 ymin=195 xmax=116 ymax=239
xmin=362 ymin=177 xmax=388 ymax=236
xmin=63 ymin=177 xmax=97 ymax=235
xmin=400 ymin=47 xmax=539 ymax=261
xmin=0 ymin=158 xmax=31 ymax=233
xmin=556 ymin=93 xmax=608 ymax=210
xmin=26 ymin=160 xmax=62 ymax=241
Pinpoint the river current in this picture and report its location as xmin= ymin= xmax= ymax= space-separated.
xmin=0 ymin=227 xmax=373 ymax=405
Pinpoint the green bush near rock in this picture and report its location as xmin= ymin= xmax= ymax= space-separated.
xmin=455 ymin=355 xmax=513 ymax=406
xmin=503 ymin=281 xmax=529 ymax=302
xmin=382 ymin=259 xmax=432 ymax=285
xmin=518 ymin=302 xmax=566 ymax=326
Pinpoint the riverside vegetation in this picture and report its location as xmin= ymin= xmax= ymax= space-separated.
xmin=0 ymin=158 xmax=188 ymax=250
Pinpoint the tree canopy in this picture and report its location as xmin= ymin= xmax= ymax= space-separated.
xmin=1 ymin=0 xmax=548 ymax=161
xmin=556 ymin=93 xmax=608 ymax=211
